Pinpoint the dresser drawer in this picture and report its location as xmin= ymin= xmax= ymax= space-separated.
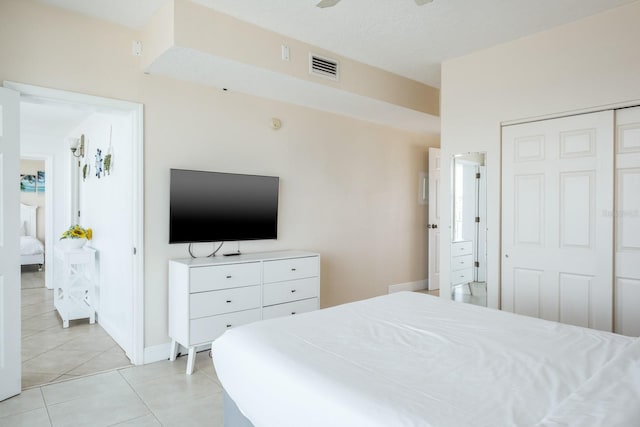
xmin=190 ymin=285 xmax=261 ymax=319
xmin=190 ymin=308 xmax=261 ymax=345
xmin=452 ymin=268 xmax=473 ymax=285
xmin=263 ymin=256 xmax=319 ymax=283
xmin=452 ymin=254 xmax=474 ymax=272
xmin=262 ymin=298 xmax=319 ymax=320
xmin=263 ymin=277 xmax=319 ymax=306
xmin=452 ymin=241 xmax=473 ymax=256
xmin=190 ymin=262 xmax=261 ymax=293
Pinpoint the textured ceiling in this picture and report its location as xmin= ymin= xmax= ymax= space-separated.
xmin=36 ymin=0 xmax=635 ymax=88
xmin=190 ymin=0 xmax=637 ymax=87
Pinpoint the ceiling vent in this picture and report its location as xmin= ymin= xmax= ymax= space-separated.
xmin=309 ymin=54 xmax=339 ymax=81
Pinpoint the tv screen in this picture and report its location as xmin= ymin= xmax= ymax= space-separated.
xmin=170 ymin=169 xmax=279 ymax=244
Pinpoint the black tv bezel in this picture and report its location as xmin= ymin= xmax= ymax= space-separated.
xmin=169 ymin=168 xmax=279 ymax=244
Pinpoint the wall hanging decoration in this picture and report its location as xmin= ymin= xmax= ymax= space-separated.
xmin=82 ymin=161 xmax=90 ymax=182
xmin=104 ymin=125 xmax=113 ymax=176
xmin=95 ymin=148 xmax=103 ymax=179
xmin=20 ymin=174 xmax=36 ymax=192
xmin=36 ymin=171 xmax=45 ymax=193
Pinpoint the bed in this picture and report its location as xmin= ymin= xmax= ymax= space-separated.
xmin=20 ymin=203 xmax=44 ymax=270
xmin=212 ymin=291 xmax=640 ymax=427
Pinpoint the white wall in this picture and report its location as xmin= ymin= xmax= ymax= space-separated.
xmin=440 ymin=2 xmax=640 ymax=307
xmin=73 ymin=111 xmax=134 ymax=353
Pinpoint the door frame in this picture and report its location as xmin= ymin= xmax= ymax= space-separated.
xmin=4 ymin=81 xmax=145 ymax=365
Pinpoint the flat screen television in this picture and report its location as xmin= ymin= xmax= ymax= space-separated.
xmin=169 ymin=169 xmax=279 ymax=244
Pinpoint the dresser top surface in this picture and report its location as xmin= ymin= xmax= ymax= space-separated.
xmin=170 ymin=250 xmax=319 ymax=267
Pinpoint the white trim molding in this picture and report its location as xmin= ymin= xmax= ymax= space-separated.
xmin=388 ymin=279 xmax=428 ymax=294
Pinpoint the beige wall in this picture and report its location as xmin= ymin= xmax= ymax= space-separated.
xmin=19 ymin=159 xmax=45 ymax=242
xmin=1 ymin=0 xmax=439 ymax=348
xmin=440 ymin=2 xmax=640 ymax=308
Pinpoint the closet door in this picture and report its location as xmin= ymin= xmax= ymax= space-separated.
xmin=615 ymin=106 xmax=640 ymax=337
xmin=502 ymin=111 xmax=614 ymax=331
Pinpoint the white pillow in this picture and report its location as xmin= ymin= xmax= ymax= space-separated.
xmin=19 ymin=221 xmax=27 ymax=236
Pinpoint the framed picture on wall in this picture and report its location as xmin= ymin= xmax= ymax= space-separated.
xmin=37 ymin=171 xmax=45 ymax=193
xmin=20 ymin=174 xmax=36 ymax=192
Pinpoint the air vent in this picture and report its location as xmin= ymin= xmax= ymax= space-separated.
xmin=309 ymin=54 xmax=339 ymax=81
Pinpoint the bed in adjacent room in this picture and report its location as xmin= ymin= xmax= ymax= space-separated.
xmin=212 ymin=291 xmax=640 ymax=427
xmin=20 ymin=203 xmax=44 ymax=270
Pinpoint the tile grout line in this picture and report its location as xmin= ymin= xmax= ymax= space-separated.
xmin=116 ymin=368 xmax=164 ymax=426
xmin=39 ymin=387 xmax=54 ymax=427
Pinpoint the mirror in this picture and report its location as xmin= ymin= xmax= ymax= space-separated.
xmin=451 ymin=152 xmax=487 ymax=307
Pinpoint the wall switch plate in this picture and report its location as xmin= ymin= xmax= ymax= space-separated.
xmin=281 ymin=45 xmax=290 ymax=61
xmin=132 ymin=41 xmax=142 ymax=56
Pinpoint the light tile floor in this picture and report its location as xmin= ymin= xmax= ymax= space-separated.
xmin=0 ymin=352 xmax=223 ymax=427
xmin=21 ymin=266 xmax=132 ymax=389
xmin=452 ymin=281 xmax=487 ymax=307
xmin=417 ymin=284 xmax=487 ymax=307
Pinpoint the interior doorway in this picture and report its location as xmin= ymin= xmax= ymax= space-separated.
xmin=6 ymin=81 xmax=144 ymax=389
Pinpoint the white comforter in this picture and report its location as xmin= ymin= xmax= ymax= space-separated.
xmin=20 ymin=235 xmax=44 ymax=255
xmin=212 ymin=292 xmax=636 ymax=427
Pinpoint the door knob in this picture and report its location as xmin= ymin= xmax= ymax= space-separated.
xmin=505 ymin=254 xmax=509 ymax=258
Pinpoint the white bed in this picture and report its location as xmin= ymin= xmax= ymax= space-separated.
xmin=212 ymin=292 xmax=639 ymax=427
xmin=20 ymin=203 xmax=44 ymax=270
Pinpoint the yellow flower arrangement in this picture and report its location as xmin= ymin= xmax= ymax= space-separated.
xmin=60 ymin=225 xmax=93 ymax=240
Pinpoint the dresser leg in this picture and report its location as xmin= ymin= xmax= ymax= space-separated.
xmin=169 ymin=340 xmax=179 ymax=361
xmin=186 ymin=347 xmax=196 ymax=375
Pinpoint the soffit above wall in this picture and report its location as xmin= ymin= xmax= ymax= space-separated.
xmin=142 ymin=0 xmax=440 ymax=135
xmin=147 ymin=46 xmax=441 ymax=135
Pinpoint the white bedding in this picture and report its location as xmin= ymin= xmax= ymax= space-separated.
xmin=538 ymin=337 xmax=640 ymax=426
xmin=212 ymin=292 xmax=636 ymax=427
xmin=20 ymin=235 xmax=44 ymax=255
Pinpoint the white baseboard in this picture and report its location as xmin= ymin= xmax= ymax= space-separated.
xmin=143 ymin=342 xmax=213 ymax=365
xmin=97 ymin=315 xmax=130 ymax=357
xmin=143 ymin=343 xmax=171 ymax=364
xmin=388 ymin=279 xmax=429 ymax=294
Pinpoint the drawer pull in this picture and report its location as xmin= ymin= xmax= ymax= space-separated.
xmin=226 ymin=324 xmax=232 ymax=328
xmin=291 ymin=268 xmax=297 ymax=271
xmin=226 ymin=300 xmax=232 ymax=303
xmin=226 ymin=275 xmax=232 ymax=279
xmin=291 ymin=289 xmax=297 ymax=293
xmin=291 ymin=312 xmax=297 ymax=315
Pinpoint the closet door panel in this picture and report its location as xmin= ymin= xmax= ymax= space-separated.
xmin=614 ymin=107 xmax=640 ymax=336
xmin=502 ymin=111 xmax=614 ymax=331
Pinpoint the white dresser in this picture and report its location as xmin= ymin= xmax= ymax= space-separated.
xmin=451 ymin=240 xmax=473 ymax=293
xmin=168 ymin=250 xmax=320 ymax=374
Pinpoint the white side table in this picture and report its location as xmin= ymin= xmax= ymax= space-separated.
xmin=54 ymin=245 xmax=97 ymax=328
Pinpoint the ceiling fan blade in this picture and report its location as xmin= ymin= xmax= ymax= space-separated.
xmin=415 ymin=0 xmax=434 ymax=5
xmin=316 ymin=0 xmax=341 ymax=8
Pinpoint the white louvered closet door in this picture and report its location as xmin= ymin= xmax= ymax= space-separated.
xmin=615 ymin=106 xmax=640 ymax=337
xmin=502 ymin=111 xmax=614 ymax=332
